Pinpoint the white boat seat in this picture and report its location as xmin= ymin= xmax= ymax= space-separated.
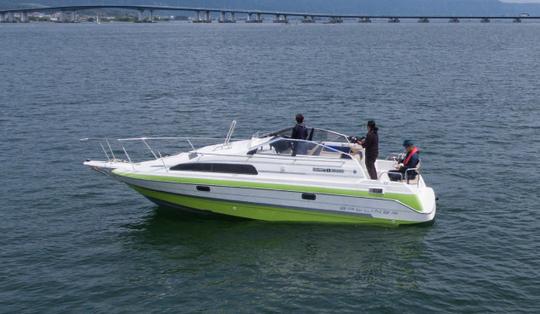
xmin=386 ymin=161 xmax=421 ymax=183
xmin=404 ymin=161 xmax=421 ymax=184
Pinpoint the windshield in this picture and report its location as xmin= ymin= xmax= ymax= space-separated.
xmin=262 ymin=127 xmax=350 ymax=143
xmin=248 ymin=138 xmax=352 ymax=159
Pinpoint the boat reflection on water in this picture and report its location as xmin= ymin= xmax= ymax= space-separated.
xmin=122 ymin=204 xmax=432 ymax=293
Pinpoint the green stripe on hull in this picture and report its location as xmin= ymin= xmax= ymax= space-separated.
xmin=130 ymin=185 xmax=415 ymax=226
xmin=113 ymin=170 xmax=424 ymax=212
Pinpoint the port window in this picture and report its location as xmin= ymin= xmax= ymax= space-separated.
xmin=170 ymin=163 xmax=258 ymax=175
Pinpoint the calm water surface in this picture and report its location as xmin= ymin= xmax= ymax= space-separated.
xmin=1 ymin=22 xmax=539 ymax=313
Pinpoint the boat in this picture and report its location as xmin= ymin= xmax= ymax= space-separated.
xmin=82 ymin=121 xmax=436 ymax=226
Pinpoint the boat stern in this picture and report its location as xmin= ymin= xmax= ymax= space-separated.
xmin=416 ymin=186 xmax=437 ymax=223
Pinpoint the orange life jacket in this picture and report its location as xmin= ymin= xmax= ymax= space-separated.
xmin=403 ymin=147 xmax=419 ymax=167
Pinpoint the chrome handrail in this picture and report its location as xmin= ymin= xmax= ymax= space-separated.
xmin=81 ymin=136 xmax=249 ymax=171
xmin=81 ymin=136 xmax=367 ymax=178
xmin=196 ymin=150 xmax=352 ymax=163
xmin=115 ymin=136 xmax=248 ymax=142
xmin=258 ymin=127 xmax=351 ymax=143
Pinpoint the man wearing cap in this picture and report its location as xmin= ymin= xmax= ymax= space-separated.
xmin=388 ymin=140 xmax=420 ymax=182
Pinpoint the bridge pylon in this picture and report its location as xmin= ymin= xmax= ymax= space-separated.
xmin=5 ymin=12 xmax=14 ymax=23
xmin=273 ymin=14 xmax=288 ymax=23
xmin=193 ymin=10 xmax=211 ymax=23
xmin=358 ymin=17 xmax=372 ymax=23
xmin=302 ymin=15 xmax=315 ymax=23
xmin=67 ymin=11 xmax=77 ymax=23
xmin=245 ymin=12 xmax=262 ymax=23
xmin=326 ymin=17 xmax=343 ymax=24
xmin=21 ymin=11 xmax=29 ymax=23
xmin=219 ymin=11 xmax=236 ymax=23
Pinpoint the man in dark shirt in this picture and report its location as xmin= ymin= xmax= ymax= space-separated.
xmin=389 ymin=140 xmax=420 ymax=182
xmin=291 ymin=113 xmax=308 ymax=156
xmin=359 ymin=120 xmax=379 ymax=180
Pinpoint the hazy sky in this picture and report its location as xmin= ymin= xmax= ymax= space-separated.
xmin=501 ymin=0 xmax=540 ymax=3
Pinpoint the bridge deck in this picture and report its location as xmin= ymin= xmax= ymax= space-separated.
xmin=1 ymin=5 xmax=539 ymax=20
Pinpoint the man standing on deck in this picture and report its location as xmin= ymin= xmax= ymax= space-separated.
xmin=291 ymin=113 xmax=308 ymax=156
xmin=358 ymin=120 xmax=379 ymax=180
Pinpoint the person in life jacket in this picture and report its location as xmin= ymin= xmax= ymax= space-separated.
xmin=291 ymin=113 xmax=309 ymax=156
xmin=388 ymin=140 xmax=420 ymax=182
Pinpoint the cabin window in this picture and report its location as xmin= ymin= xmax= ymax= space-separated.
xmin=170 ymin=163 xmax=258 ymax=175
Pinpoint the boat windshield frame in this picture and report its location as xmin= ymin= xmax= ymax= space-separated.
xmin=247 ymin=137 xmax=351 ymax=158
xmin=259 ymin=127 xmax=351 ymax=143
xmin=246 ymin=137 xmax=366 ymax=177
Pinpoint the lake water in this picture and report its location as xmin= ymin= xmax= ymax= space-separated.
xmin=1 ymin=22 xmax=539 ymax=312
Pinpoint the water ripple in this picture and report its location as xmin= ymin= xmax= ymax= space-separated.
xmin=0 ymin=23 xmax=539 ymax=313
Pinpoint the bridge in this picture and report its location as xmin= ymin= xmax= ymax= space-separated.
xmin=0 ymin=5 xmax=538 ymax=24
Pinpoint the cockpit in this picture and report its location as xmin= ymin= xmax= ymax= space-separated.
xmin=248 ymin=127 xmax=358 ymax=159
xmin=263 ymin=127 xmax=350 ymax=143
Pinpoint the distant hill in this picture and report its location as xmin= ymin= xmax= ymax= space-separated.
xmin=1 ymin=0 xmax=540 ymax=15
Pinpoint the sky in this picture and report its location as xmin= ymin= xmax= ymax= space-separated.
xmin=501 ymin=0 xmax=540 ymax=3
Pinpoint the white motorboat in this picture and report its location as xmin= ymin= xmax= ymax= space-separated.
xmin=82 ymin=122 xmax=436 ymax=226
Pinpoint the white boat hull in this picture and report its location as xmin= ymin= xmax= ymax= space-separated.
xmin=112 ymin=170 xmax=436 ymax=226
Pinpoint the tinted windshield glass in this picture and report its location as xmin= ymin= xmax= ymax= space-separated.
xmin=263 ymin=128 xmax=349 ymax=143
xmin=310 ymin=129 xmax=349 ymax=143
xmin=264 ymin=127 xmax=294 ymax=138
xmin=249 ymin=138 xmax=351 ymax=158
